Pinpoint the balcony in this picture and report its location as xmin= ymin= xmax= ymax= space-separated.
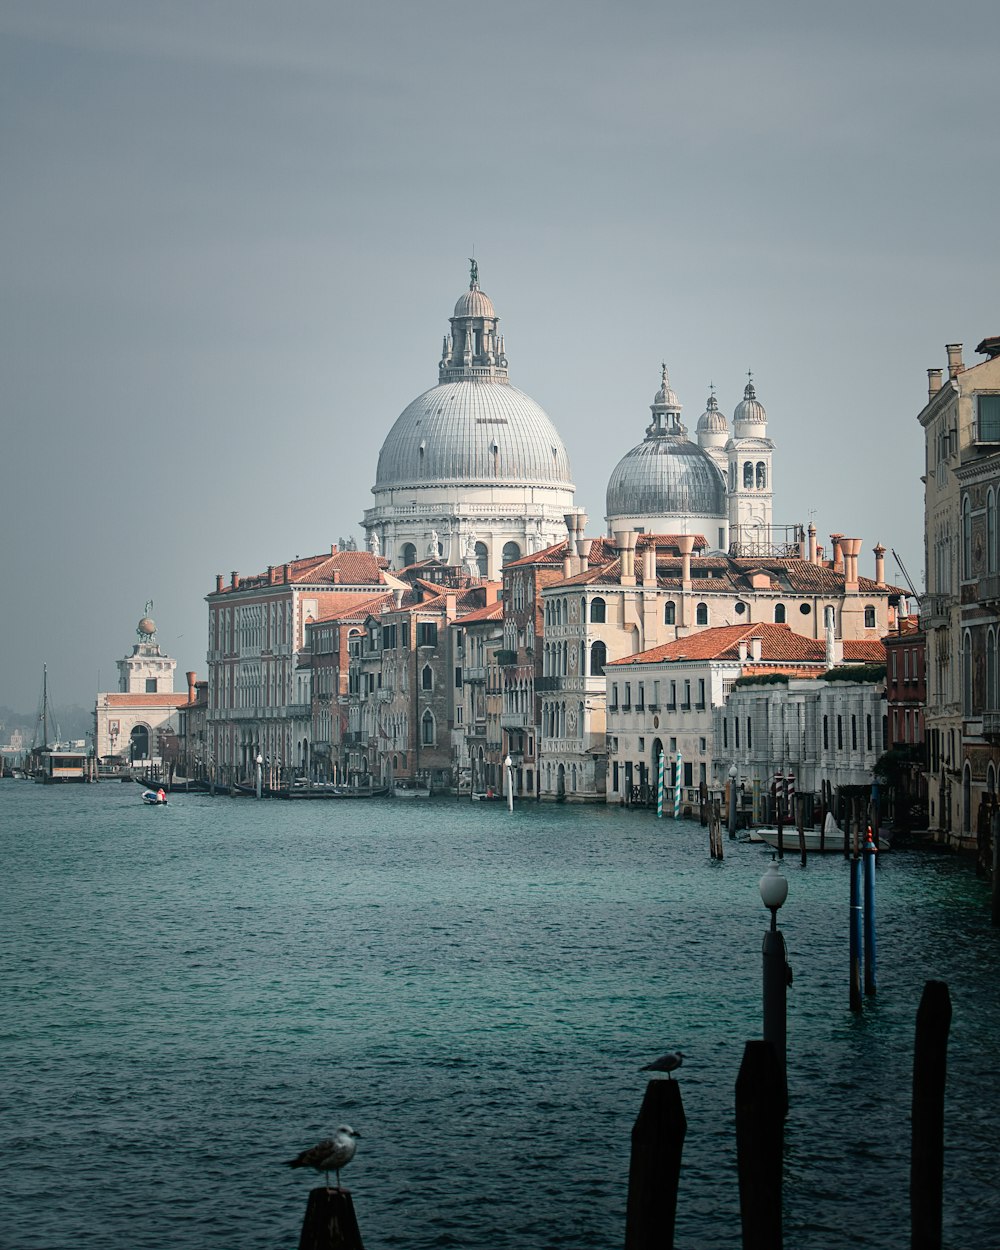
xmin=980 ymin=575 xmax=1000 ymax=605
xmin=984 ymin=710 xmax=1000 ymax=742
xmin=535 ymin=675 xmax=561 ymax=692
xmin=500 ymin=711 xmax=532 ymax=729
xmin=464 ymin=666 xmax=487 ymax=683
xmin=920 ymin=594 xmax=951 ymax=628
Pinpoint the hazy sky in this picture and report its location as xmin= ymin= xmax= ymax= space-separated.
xmin=2 ymin=0 xmax=998 ymax=714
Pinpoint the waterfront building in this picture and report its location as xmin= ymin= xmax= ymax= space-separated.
xmin=363 ymin=262 xmax=576 ymax=577
xmin=883 ymin=617 xmax=927 ymax=826
xmin=918 ymin=336 xmax=1000 ymax=842
xmin=94 ymin=610 xmax=193 ymax=765
xmin=205 ymin=547 xmax=392 ymax=783
xmin=606 ymin=622 xmax=884 ymax=809
xmin=536 ymin=522 xmax=907 ymax=801
xmin=450 ymin=599 xmax=504 ymax=796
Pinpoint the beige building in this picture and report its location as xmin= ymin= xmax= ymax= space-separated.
xmin=918 ymin=337 xmax=1000 ymax=842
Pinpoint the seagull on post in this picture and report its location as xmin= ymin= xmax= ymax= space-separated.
xmin=285 ymin=1125 xmax=361 ymax=1189
xmin=641 ymin=1051 xmax=685 ymax=1078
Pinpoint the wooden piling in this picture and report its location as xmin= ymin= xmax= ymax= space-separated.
xmin=298 ymin=1187 xmax=365 ymax=1250
xmin=849 ymin=856 xmax=863 ymax=1014
xmin=796 ymin=795 xmax=807 ymax=867
xmin=910 ymin=981 xmax=951 ymax=1250
xmin=991 ymin=809 xmax=1000 ymax=929
xmin=625 ymin=1078 xmax=687 ymax=1250
xmin=735 ymin=1040 xmax=784 ymax=1250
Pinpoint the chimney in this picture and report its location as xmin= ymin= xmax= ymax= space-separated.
xmin=841 ymin=537 xmax=862 ymax=589
xmin=393 ymin=589 xmax=404 ymax=608
xmin=267 ymin=565 xmax=275 ymax=584
xmin=283 ymin=563 xmax=290 ymax=582
xmin=615 ymin=530 xmax=636 ymax=585
xmin=642 ymin=541 xmax=656 ymax=584
xmin=829 ymin=534 xmax=844 ymax=572
xmin=927 ymin=367 xmax=944 ymax=400
xmin=186 ymin=671 xmax=197 ymax=703
xmin=738 ymin=639 xmax=749 ymax=663
xmin=946 ymin=343 xmax=964 ymax=380
xmin=446 ymin=592 xmax=457 ymax=619
xmin=798 ymin=526 xmax=807 ymax=561
xmin=331 ymin=543 xmax=338 ymax=555
xmin=808 ymin=522 xmax=817 ymax=564
xmin=678 ymin=534 xmax=695 ymax=588
xmin=565 ymin=512 xmax=580 ymax=575
xmin=231 ymin=571 xmax=240 ymax=589
xmin=215 ymin=574 xmax=224 ymax=593
xmin=749 ymin=636 xmax=763 ymax=662
xmin=873 ymin=543 xmax=886 ymax=586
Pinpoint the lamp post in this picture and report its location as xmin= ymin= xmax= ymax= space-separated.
xmin=255 ymin=752 xmax=263 ymax=800
xmin=759 ymin=859 xmax=791 ymax=1113
xmin=504 ymin=753 xmax=514 ymax=811
xmin=728 ymin=761 xmax=739 ymax=837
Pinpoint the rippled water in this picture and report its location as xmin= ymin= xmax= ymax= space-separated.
xmin=2 ymin=782 xmax=998 ymax=1248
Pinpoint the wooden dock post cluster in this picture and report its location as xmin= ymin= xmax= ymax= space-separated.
xmin=708 ymin=798 xmax=725 ymax=859
xmin=845 ymin=795 xmax=879 ymax=1012
xmin=621 ymin=980 xmax=952 ymax=1250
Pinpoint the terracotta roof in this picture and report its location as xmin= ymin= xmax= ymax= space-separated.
xmin=306 ymin=592 xmax=395 ymax=625
xmin=454 ymin=600 xmax=504 ymax=625
xmin=608 ymin=623 xmax=886 ymax=668
xmin=100 ymin=693 xmax=191 ymax=708
xmin=215 ymin=548 xmax=389 ymax=593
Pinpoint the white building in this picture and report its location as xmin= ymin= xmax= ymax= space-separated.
xmin=363 ymin=262 xmax=576 ymax=577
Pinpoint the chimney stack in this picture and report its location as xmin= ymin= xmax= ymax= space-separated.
xmin=186 ymin=671 xmax=197 ymax=703
xmin=946 ymin=343 xmax=964 ymax=380
xmin=873 ymin=543 xmax=886 ymax=586
xmin=808 ymin=522 xmax=817 ymax=564
xmin=738 ymin=638 xmax=749 ymax=663
xmin=215 ymin=574 xmax=224 ymax=593
xmin=829 ymin=534 xmax=844 ymax=573
xmin=749 ymin=636 xmax=763 ymax=662
xmin=231 ymin=571 xmax=240 ymax=589
xmin=615 ymin=530 xmax=637 ymax=584
xmin=927 ymin=367 xmax=944 ymax=400
xmin=678 ymin=534 xmax=695 ymax=588
xmin=841 ymin=537 xmax=862 ymax=589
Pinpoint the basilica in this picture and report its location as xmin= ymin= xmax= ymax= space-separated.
xmin=198 ymin=263 xmax=906 ymax=802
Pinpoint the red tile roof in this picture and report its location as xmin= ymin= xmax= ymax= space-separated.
xmin=608 ymin=623 xmax=886 ymax=668
xmin=100 ymin=693 xmax=191 ymax=708
xmin=455 ymin=600 xmax=504 ymax=625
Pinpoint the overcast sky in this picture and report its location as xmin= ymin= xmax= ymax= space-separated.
xmin=2 ymin=0 xmax=998 ymax=715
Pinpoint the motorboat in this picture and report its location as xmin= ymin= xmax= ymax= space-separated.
xmin=142 ymin=790 xmax=168 ymax=805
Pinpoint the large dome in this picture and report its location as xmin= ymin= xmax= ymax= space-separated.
xmin=606 ymin=437 xmax=726 ymax=518
xmin=376 ymin=380 xmax=573 ymax=488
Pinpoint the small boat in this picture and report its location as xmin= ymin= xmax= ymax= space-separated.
xmin=751 ymin=813 xmax=887 ymax=854
xmin=393 ymin=781 xmax=431 ymax=798
xmin=142 ymin=790 xmax=168 ymax=805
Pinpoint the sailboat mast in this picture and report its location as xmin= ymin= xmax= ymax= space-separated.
xmin=42 ymin=665 xmax=49 ymax=750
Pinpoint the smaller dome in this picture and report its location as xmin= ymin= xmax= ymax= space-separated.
xmin=697 ymin=392 xmax=728 ymax=434
xmin=138 ymin=617 xmax=156 ymax=637
xmin=653 ymin=363 xmax=680 ymax=410
xmin=734 ymin=377 xmax=767 ymax=426
xmin=454 ymin=285 xmax=497 ymax=320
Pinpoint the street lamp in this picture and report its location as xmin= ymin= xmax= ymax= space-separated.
xmin=504 ymin=753 xmax=513 ymax=811
xmin=759 ymin=859 xmax=791 ymax=1112
xmin=255 ymin=752 xmax=264 ymax=800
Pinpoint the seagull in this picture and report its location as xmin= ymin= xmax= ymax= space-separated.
xmin=641 ymin=1051 xmax=685 ymax=1077
xmin=284 ymin=1125 xmax=361 ymax=1189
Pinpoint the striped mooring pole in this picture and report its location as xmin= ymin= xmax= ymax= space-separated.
xmin=673 ymin=752 xmax=683 ymax=820
xmin=657 ymin=751 xmax=665 ymax=818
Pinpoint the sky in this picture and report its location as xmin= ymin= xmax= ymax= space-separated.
xmin=2 ymin=0 xmax=998 ymax=715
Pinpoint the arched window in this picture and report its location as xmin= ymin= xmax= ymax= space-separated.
xmin=421 ymin=710 xmax=435 ymax=745
xmin=421 ymin=664 xmax=433 ymax=690
xmin=664 ymin=600 xmax=677 ymax=625
xmin=989 ymin=489 xmax=998 ymax=574
xmin=401 ymin=542 xmax=416 ymax=568
xmin=743 ymin=461 xmax=754 ymax=488
xmin=756 ymin=461 xmax=767 ymax=489
xmin=962 ymin=494 xmax=972 ymax=579
xmin=864 ymin=605 xmax=876 ymax=628
xmin=988 ymin=628 xmax=997 ymax=711
xmin=963 ymin=630 xmax=973 ymax=716
xmin=590 ymin=597 xmax=606 ymax=623
xmin=774 ymin=603 xmax=786 ymax=623
xmin=474 ymin=542 xmax=488 ymax=577
xmin=696 ymin=602 xmax=709 ymax=625
xmin=590 ymin=640 xmax=607 ymax=677
xmin=729 ymin=461 xmax=736 ymax=491
xmin=502 ymin=541 xmax=521 ymax=565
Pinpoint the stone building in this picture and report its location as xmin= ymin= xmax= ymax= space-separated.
xmin=363 ymin=262 xmax=576 ymax=577
xmin=918 ymin=336 xmax=1000 ymax=842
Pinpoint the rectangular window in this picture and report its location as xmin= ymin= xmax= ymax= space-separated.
xmin=612 ymin=761 xmax=619 ymax=792
xmin=978 ymin=394 xmax=1000 ymax=442
xmin=892 ymin=651 xmax=898 ymax=681
xmin=455 ymin=706 xmax=463 ymax=724
xmin=145 ymin=678 xmax=157 ymax=693
xmin=669 ymin=736 xmax=677 ymax=753
xmin=747 ymin=717 xmax=752 ymax=749
xmin=610 ymin=683 xmax=618 ymax=710
xmin=652 ymin=680 xmax=660 ymax=707
xmin=682 ymin=679 xmax=691 ymax=709
xmin=637 ymin=682 xmax=645 ymax=710
xmin=668 ymin=681 xmax=677 ymax=710
xmin=837 ymin=716 xmax=843 ymax=749
xmin=866 ymin=714 xmax=873 ymax=750
xmin=697 ymin=678 xmax=706 ymax=709
xmin=638 ymin=737 xmax=645 ymax=751
xmin=624 ymin=682 xmax=631 ymax=710
xmin=903 ymin=651 xmax=910 ymax=682
xmin=699 ymin=761 xmax=707 ymax=785
xmin=723 ymin=719 xmax=728 ymax=749
xmin=455 ymin=666 xmax=463 ymax=688
xmin=683 ymin=762 xmax=693 ymax=787
xmin=417 ymin=622 xmax=438 ymax=647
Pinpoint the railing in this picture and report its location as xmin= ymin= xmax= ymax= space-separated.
xmin=920 ymin=593 xmax=951 ymax=626
xmin=464 ymin=666 xmax=487 ymax=682
xmin=984 ymin=710 xmax=1000 ymax=741
xmin=980 ymin=575 xmax=1000 ymax=604
xmin=535 ymin=675 xmax=561 ymax=691
xmin=500 ymin=711 xmax=532 ymax=729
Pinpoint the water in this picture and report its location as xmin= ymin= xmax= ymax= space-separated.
xmin=2 ymin=782 xmax=998 ymax=1249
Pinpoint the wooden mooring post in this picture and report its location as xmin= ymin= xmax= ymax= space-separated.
xmin=625 ymin=1078 xmax=687 ymax=1250
xmin=910 ymin=981 xmax=952 ymax=1250
xmin=298 ymin=1187 xmax=365 ymax=1250
xmin=735 ymin=1040 xmax=784 ymax=1250
xmin=796 ymin=795 xmax=807 ymax=867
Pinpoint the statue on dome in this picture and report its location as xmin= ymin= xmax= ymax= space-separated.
xmin=368 ymin=531 xmax=381 ymax=555
xmin=428 ymin=529 xmax=440 ymax=559
xmin=469 ymin=257 xmax=479 ymax=288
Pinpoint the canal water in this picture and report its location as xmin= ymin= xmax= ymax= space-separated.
xmin=2 ymin=782 xmax=998 ymax=1249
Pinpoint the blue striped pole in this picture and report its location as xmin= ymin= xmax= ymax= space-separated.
xmin=673 ymin=752 xmax=682 ymax=819
xmin=657 ymin=751 xmax=664 ymax=818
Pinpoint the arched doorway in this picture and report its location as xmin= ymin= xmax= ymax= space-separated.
xmin=129 ymin=724 xmax=150 ymax=760
xmin=556 ymin=763 xmax=566 ymax=800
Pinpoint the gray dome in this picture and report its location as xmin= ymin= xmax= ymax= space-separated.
xmin=607 ymin=437 xmax=726 ymax=518
xmin=697 ymin=393 xmax=728 ymax=434
xmin=376 ymin=380 xmax=573 ymax=488
xmin=734 ymin=378 xmax=767 ymax=427
xmin=453 ymin=287 xmax=497 ymax=319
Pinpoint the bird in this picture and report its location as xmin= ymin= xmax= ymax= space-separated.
xmin=641 ymin=1051 xmax=684 ymax=1077
xmin=284 ymin=1125 xmax=361 ymax=1189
